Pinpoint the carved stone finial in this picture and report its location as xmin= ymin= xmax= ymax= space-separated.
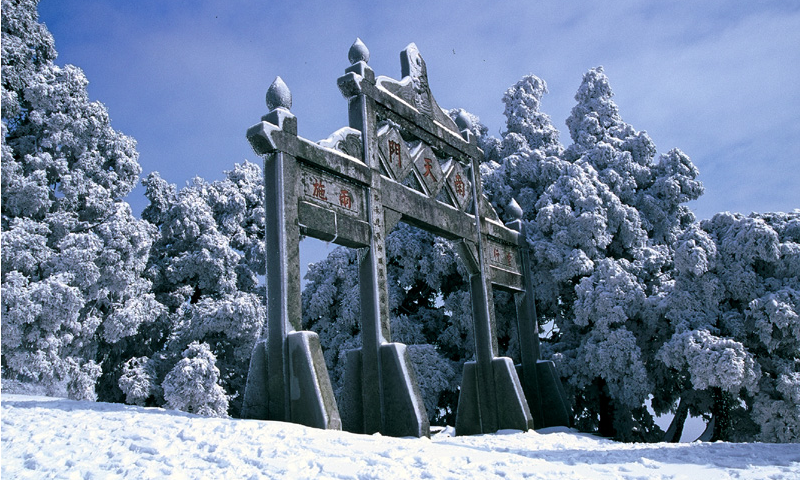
xmin=455 ymin=110 xmax=473 ymax=131
xmin=266 ymin=76 xmax=292 ymax=111
xmin=348 ymin=38 xmax=370 ymax=65
xmin=507 ymin=198 xmax=523 ymax=221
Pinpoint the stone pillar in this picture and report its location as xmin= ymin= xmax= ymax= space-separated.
xmin=454 ymin=117 xmax=534 ymax=436
xmin=242 ymin=77 xmax=341 ymax=431
xmin=339 ymin=39 xmax=429 ymax=438
xmin=506 ymin=199 xmax=571 ymax=429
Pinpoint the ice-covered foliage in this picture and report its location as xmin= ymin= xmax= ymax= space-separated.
xmin=162 ymin=341 xmax=229 ymax=417
xmin=477 ymin=68 xmax=703 ymax=440
xmin=118 ymin=356 xmax=159 ymax=406
xmin=657 ymin=330 xmax=759 ymax=393
xmin=501 ymin=75 xmax=562 ymax=159
xmin=480 ymin=75 xmax=564 ymax=222
xmin=571 ymin=260 xmax=651 ymax=409
xmin=664 ymin=211 xmax=800 ymax=441
xmin=121 ymin=163 xmax=266 ymax=416
xmin=1 ymin=0 xmax=158 ymax=400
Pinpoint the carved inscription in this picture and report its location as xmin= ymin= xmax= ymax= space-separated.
xmin=300 ymin=165 xmax=363 ymax=218
xmin=446 ymin=161 xmax=472 ymax=211
xmin=422 ymin=158 xmax=437 ymax=182
xmin=377 ymin=126 xmax=412 ymax=181
xmin=485 ymin=238 xmax=520 ymax=274
xmin=389 ymin=140 xmax=402 ymax=169
xmin=453 ymin=172 xmax=465 ymax=196
xmin=412 ymin=144 xmax=444 ymax=197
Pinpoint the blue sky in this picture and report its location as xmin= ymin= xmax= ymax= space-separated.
xmin=37 ymin=0 xmax=800 ymax=222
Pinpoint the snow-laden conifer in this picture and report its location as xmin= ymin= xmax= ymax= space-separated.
xmin=664 ymin=211 xmax=799 ymax=441
xmin=478 ymin=67 xmax=703 ymax=440
xmin=163 ymin=341 xmax=229 ymax=417
xmin=1 ymin=0 xmax=159 ymax=400
xmin=122 ymin=163 xmax=265 ymax=416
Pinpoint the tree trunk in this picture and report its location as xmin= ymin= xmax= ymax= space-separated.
xmin=596 ymin=378 xmax=616 ymax=438
xmin=697 ymin=416 xmax=714 ymax=442
xmin=662 ymin=397 xmax=688 ymax=443
xmin=710 ymin=387 xmax=733 ymax=442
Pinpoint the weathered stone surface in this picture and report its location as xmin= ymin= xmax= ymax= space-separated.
xmin=341 ymin=349 xmax=364 ymax=433
xmin=287 ymin=331 xmax=341 ymax=430
xmin=454 ymin=361 xmax=481 ymax=436
xmin=241 ymin=339 xmax=269 ymax=420
xmin=318 ymin=126 xmax=363 ymax=160
xmin=380 ymin=343 xmax=430 ymax=438
xmin=266 ymin=76 xmax=292 ymax=111
xmin=536 ymin=360 xmax=573 ymax=428
xmin=348 ymin=38 xmax=370 ymax=65
xmin=492 ymin=357 xmax=534 ymax=431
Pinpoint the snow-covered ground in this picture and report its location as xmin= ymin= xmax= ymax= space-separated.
xmin=2 ymin=394 xmax=798 ymax=479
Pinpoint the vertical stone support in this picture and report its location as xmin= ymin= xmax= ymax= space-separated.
xmin=242 ymin=78 xmax=341 ymax=430
xmin=339 ymin=39 xmax=429 ymax=438
xmin=265 ymin=148 xmax=298 ymax=421
xmin=467 ymin=225 xmax=501 ymax=434
xmin=506 ymin=201 xmax=571 ymax=429
xmin=454 ymin=126 xmax=534 ymax=436
xmin=350 ymin=63 xmax=387 ymax=434
xmin=505 ymin=212 xmax=544 ymax=429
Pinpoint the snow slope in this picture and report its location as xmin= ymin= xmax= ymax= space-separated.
xmin=2 ymin=394 xmax=798 ymax=479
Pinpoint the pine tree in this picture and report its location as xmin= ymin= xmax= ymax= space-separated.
xmin=479 ymin=68 xmax=703 ymax=440
xmin=663 ymin=211 xmax=799 ymax=442
xmin=162 ymin=341 xmax=229 ymax=417
xmin=1 ymin=0 xmax=159 ymax=400
xmin=118 ymin=164 xmax=266 ymax=416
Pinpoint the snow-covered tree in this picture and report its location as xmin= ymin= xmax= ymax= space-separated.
xmin=118 ymin=163 xmax=265 ymax=416
xmin=1 ymin=0 xmax=159 ymax=400
xmin=478 ymin=68 xmax=703 ymax=440
xmin=163 ymin=341 xmax=229 ymax=417
xmin=480 ymin=75 xmax=564 ymax=222
xmin=552 ymin=68 xmax=703 ymax=440
xmin=662 ymin=211 xmax=799 ymax=442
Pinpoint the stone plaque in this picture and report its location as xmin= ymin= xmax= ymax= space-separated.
xmin=377 ymin=125 xmax=413 ymax=182
xmin=300 ymin=165 xmax=364 ymax=218
xmin=485 ymin=238 xmax=521 ymax=275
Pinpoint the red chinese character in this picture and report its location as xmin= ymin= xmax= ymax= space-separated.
xmin=494 ymin=248 xmax=501 ymax=262
xmin=339 ymin=189 xmax=352 ymax=209
xmin=423 ymin=158 xmax=437 ymax=182
xmin=312 ymin=179 xmax=327 ymax=201
xmin=389 ymin=140 xmax=402 ymax=168
xmin=454 ymin=173 xmax=465 ymax=197
xmin=506 ymin=251 xmax=513 ymax=266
